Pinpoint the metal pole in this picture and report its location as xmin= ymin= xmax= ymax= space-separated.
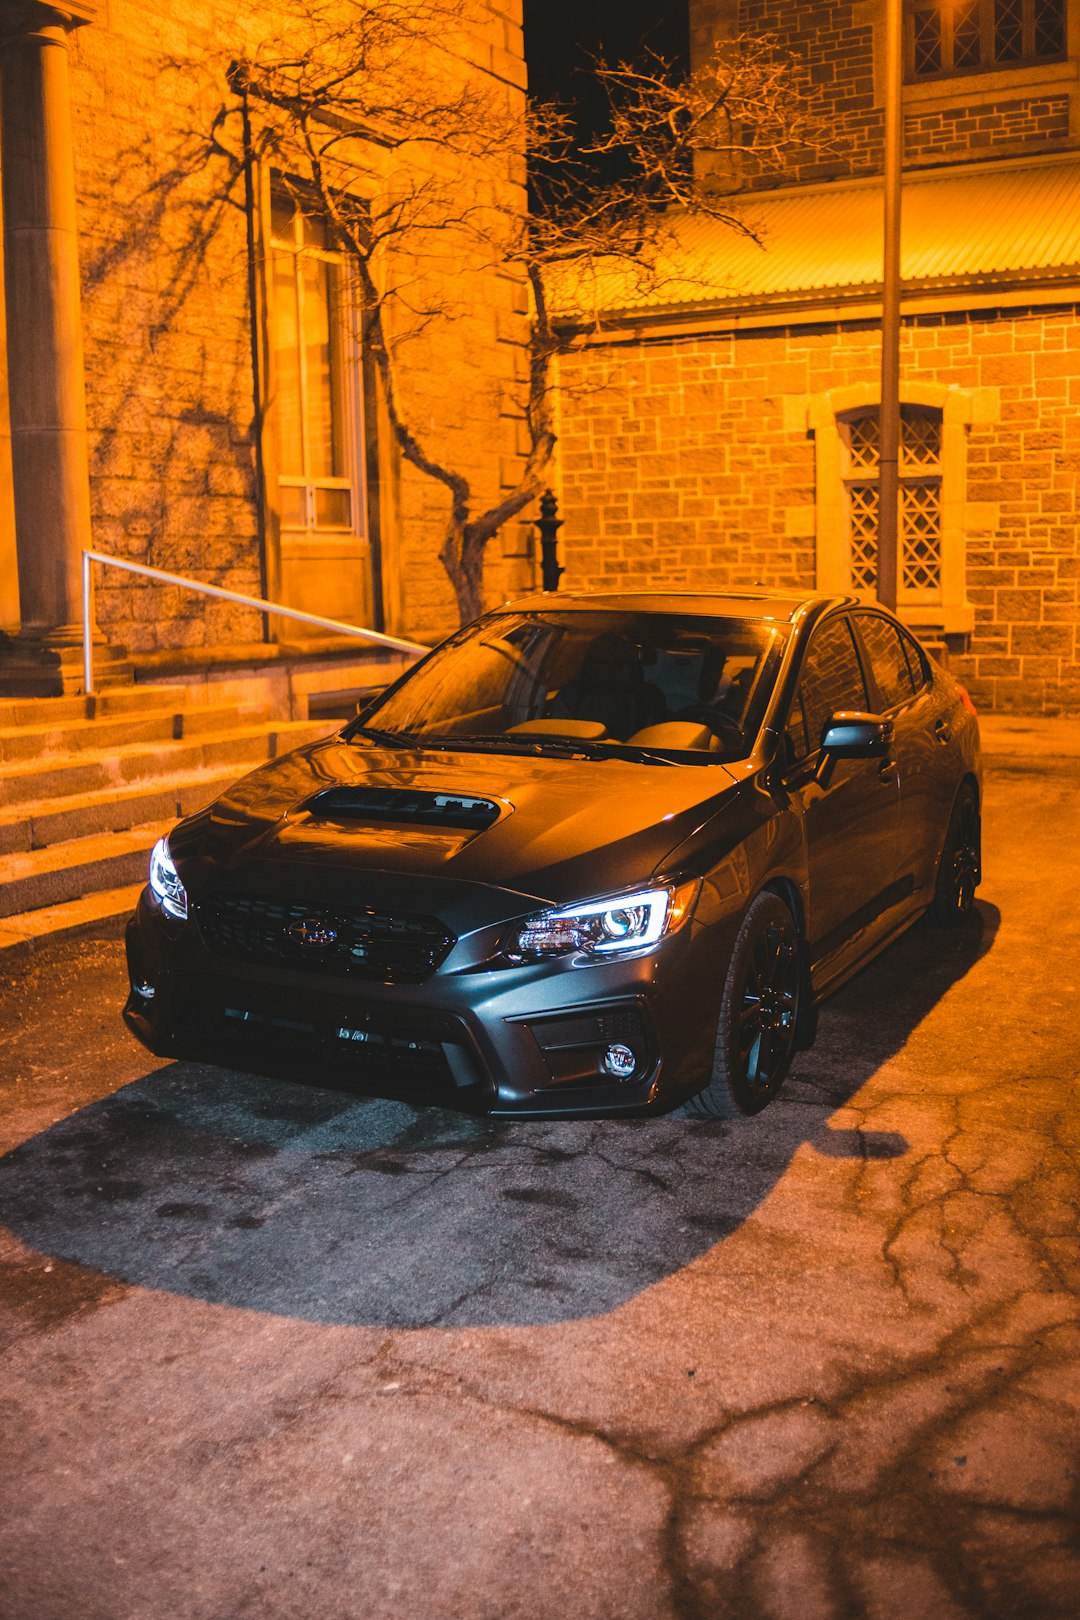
xmin=82 ymin=549 xmax=94 ymax=697
xmin=877 ymin=0 xmax=902 ymax=612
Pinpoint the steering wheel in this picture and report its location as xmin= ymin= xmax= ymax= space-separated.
xmin=674 ymin=705 xmax=746 ymax=751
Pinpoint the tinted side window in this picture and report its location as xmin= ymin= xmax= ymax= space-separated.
xmin=798 ymin=616 xmax=868 ymax=755
xmin=854 ymin=613 xmax=917 ymax=710
xmin=899 ymin=629 xmax=931 ymax=692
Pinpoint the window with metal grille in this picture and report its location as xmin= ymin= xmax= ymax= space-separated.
xmin=907 ymin=0 xmax=1066 ymax=79
xmin=839 ymin=406 xmax=943 ymax=604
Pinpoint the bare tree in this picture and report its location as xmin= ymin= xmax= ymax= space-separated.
xmin=226 ymin=0 xmax=820 ymax=623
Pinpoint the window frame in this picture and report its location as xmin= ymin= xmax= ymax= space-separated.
xmin=808 ymin=383 xmax=981 ymax=638
xmin=267 ymin=188 xmax=367 ymax=545
xmin=838 ymin=404 xmax=945 ymax=610
xmin=905 ymin=0 xmax=1067 ymax=82
xmin=250 ymin=165 xmax=395 ymax=638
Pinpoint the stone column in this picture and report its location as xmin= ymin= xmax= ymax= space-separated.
xmin=0 ymin=1 xmax=99 ymax=693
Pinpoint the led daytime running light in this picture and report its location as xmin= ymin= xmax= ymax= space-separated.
xmin=149 ymin=836 xmax=188 ymax=921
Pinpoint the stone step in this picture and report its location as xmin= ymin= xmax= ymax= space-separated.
xmin=0 ymin=880 xmax=143 ymax=959
xmin=0 ymin=822 xmax=169 ymax=918
xmin=0 ymin=702 xmax=263 ymax=764
xmin=0 ymin=720 xmax=333 ymax=808
xmin=0 ymin=766 xmax=250 ymax=856
xmin=0 ymin=684 xmax=197 ymax=728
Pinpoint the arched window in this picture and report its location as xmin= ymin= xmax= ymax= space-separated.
xmin=807 ymin=383 xmax=985 ymax=637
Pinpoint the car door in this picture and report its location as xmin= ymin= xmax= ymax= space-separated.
xmin=779 ymin=612 xmax=901 ymax=984
xmin=850 ymin=611 xmax=955 ymax=902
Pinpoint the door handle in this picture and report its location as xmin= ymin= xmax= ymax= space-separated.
xmin=934 ymin=719 xmax=952 ymax=744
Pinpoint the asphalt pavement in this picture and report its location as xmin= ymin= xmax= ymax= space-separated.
xmin=0 ymin=735 xmax=1078 ymax=1620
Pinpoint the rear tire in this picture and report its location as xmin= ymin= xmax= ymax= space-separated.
xmin=686 ymin=892 xmax=802 ymax=1119
xmin=928 ymin=782 xmax=980 ymax=929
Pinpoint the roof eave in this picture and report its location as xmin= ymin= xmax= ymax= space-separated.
xmin=555 ymin=266 xmax=1080 ymax=343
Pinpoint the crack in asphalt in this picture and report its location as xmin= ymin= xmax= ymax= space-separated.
xmin=2 ymin=781 xmax=1080 ymax=1617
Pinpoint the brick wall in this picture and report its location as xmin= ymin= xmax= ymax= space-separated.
xmin=905 ymin=96 xmax=1071 ymax=162
xmin=66 ymin=0 xmax=528 ymax=657
xmin=555 ymin=305 xmax=1080 ymax=714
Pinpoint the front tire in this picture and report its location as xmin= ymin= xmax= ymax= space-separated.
xmin=928 ymin=781 xmax=980 ymax=929
xmin=687 ymin=892 xmax=802 ymax=1119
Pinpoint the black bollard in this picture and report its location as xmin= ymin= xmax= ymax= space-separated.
xmin=537 ymin=489 xmax=563 ymax=592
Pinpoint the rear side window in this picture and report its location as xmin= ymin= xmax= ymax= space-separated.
xmin=853 ymin=613 xmax=917 ymax=711
xmin=793 ymin=615 xmax=869 ymax=757
xmin=899 ymin=628 xmax=931 ymax=691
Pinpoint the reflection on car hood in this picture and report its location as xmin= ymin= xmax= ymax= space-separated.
xmin=180 ymin=736 xmax=742 ymax=905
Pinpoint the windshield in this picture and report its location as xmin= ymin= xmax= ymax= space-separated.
xmin=346 ymin=609 xmax=788 ymax=763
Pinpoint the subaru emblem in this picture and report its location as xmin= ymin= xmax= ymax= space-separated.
xmin=288 ymin=916 xmax=338 ymax=950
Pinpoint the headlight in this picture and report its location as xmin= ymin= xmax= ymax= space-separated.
xmin=509 ymin=879 xmax=700 ymax=962
xmin=149 ymin=836 xmax=188 ymax=921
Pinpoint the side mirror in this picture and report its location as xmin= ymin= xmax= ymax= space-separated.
xmin=354 ymin=688 xmax=387 ymax=720
xmin=816 ymin=711 xmax=891 ymax=785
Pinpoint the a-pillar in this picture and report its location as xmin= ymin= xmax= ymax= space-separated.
xmin=0 ymin=1 xmax=102 ymax=695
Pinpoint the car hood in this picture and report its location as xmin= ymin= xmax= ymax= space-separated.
xmin=176 ymin=735 xmax=743 ymax=909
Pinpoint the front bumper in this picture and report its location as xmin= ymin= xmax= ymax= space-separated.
xmin=124 ymin=886 xmax=736 ymax=1118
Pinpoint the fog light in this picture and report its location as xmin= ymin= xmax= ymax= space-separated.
xmin=602 ymin=1043 xmax=636 ymax=1080
xmin=133 ymin=979 xmax=155 ymax=1000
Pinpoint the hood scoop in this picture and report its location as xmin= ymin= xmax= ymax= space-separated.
xmin=303 ymin=785 xmax=503 ymax=832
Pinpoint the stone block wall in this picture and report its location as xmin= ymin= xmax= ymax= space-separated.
xmin=555 ymin=304 xmax=1080 ymax=714
xmin=904 ymin=96 xmax=1072 ymax=162
xmin=739 ymin=0 xmax=881 ymax=183
xmin=65 ymin=0 xmax=529 ymax=657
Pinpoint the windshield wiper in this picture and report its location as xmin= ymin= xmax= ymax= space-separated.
xmin=417 ymin=733 xmax=676 ymax=766
xmin=348 ymin=724 xmax=423 ymax=749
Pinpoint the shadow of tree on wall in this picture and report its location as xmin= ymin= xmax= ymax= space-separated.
xmin=76 ymin=62 xmax=264 ymax=651
xmin=0 ymin=906 xmax=998 ymax=1329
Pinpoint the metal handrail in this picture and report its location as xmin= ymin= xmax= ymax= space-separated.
xmin=81 ymin=549 xmax=429 ymax=696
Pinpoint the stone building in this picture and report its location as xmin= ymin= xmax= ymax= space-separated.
xmin=553 ymin=0 xmax=1080 ymax=713
xmin=0 ymin=0 xmax=530 ymax=695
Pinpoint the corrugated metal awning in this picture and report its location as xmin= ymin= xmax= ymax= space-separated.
xmin=552 ymin=157 xmax=1080 ymax=323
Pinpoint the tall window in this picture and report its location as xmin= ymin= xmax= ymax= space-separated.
xmin=840 ymin=406 xmax=943 ymax=604
xmin=269 ymin=193 xmax=361 ymax=541
xmin=907 ymin=0 xmax=1066 ymax=79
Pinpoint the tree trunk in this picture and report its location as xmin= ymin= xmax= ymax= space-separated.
xmin=440 ymin=517 xmax=486 ymax=623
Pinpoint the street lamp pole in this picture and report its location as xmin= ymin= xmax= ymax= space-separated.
xmin=877 ymin=0 xmax=903 ymax=611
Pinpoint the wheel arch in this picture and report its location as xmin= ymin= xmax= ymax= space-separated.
xmin=762 ymin=874 xmax=806 ymax=939
xmin=761 ymin=875 xmax=817 ymax=1051
xmin=960 ymin=769 xmax=981 ymax=808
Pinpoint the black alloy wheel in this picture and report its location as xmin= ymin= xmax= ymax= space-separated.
xmin=928 ymin=781 xmax=981 ymax=929
xmin=688 ymin=891 xmax=802 ymax=1119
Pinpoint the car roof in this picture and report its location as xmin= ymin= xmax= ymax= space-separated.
xmin=503 ymin=588 xmax=855 ymax=624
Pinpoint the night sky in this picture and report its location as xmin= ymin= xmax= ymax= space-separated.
xmin=523 ymin=1 xmax=689 ymax=145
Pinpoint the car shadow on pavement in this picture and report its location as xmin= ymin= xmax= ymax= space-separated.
xmin=0 ymin=904 xmax=999 ymax=1329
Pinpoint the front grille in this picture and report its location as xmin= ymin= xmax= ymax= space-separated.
xmin=195 ymin=893 xmax=455 ymax=983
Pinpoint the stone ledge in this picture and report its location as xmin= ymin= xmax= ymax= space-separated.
xmin=0 ymin=881 xmax=140 ymax=960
